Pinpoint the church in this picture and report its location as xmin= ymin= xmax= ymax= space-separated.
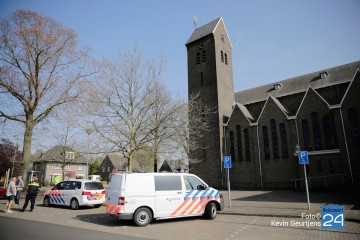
xmin=186 ymin=17 xmax=360 ymax=189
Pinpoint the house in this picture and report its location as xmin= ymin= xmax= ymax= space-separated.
xmin=159 ymin=160 xmax=189 ymax=173
xmin=95 ymin=154 xmax=142 ymax=182
xmin=31 ymin=145 xmax=88 ymax=185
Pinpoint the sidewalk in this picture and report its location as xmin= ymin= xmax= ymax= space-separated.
xmin=220 ymin=190 xmax=360 ymax=222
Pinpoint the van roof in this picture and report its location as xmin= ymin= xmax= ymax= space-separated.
xmin=112 ymin=172 xmax=195 ymax=177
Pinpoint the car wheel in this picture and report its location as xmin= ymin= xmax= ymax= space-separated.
xmin=204 ymin=202 xmax=217 ymax=219
xmin=94 ymin=204 xmax=102 ymax=208
xmin=43 ymin=197 xmax=51 ymax=207
xmin=133 ymin=207 xmax=152 ymax=227
xmin=70 ymin=199 xmax=79 ymax=210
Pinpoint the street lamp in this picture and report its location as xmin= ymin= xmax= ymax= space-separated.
xmin=85 ymin=128 xmax=94 ymax=180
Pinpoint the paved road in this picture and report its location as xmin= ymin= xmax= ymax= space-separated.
xmin=0 ymin=199 xmax=359 ymax=239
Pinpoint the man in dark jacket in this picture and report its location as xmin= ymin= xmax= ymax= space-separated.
xmin=21 ymin=177 xmax=40 ymax=212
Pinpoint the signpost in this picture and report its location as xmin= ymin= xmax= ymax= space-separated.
xmin=298 ymin=151 xmax=311 ymax=210
xmin=224 ymin=156 xmax=232 ymax=208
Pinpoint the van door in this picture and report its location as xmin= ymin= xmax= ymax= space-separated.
xmin=155 ymin=175 xmax=184 ymax=218
xmin=107 ymin=174 xmax=124 ymax=215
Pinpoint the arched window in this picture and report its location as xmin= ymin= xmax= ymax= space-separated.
xmin=221 ymin=50 xmax=224 ymax=63
xmin=348 ymin=108 xmax=360 ymax=145
xmin=201 ymin=50 xmax=206 ymax=63
xmin=280 ymin=123 xmax=289 ymax=159
xmin=229 ymin=131 xmax=235 ymax=162
xmin=302 ymin=119 xmax=312 ymax=151
xmin=224 ymin=53 xmax=228 ymax=65
xmin=244 ymin=128 xmax=251 ymax=161
xmin=311 ymin=112 xmax=322 ymax=150
xmin=236 ymin=125 xmax=243 ymax=161
xmin=270 ymin=119 xmax=279 ymax=159
xmin=196 ymin=52 xmax=201 ymax=65
xmin=323 ymin=116 xmax=337 ymax=149
xmin=262 ymin=126 xmax=270 ymax=160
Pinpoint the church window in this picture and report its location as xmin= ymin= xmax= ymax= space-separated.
xmin=323 ymin=116 xmax=337 ymax=149
xmin=262 ymin=126 xmax=270 ymax=160
xmin=244 ymin=128 xmax=251 ymax=161
xmin=270 ymin=119 xmax=279 ymax=159
xmin=311 ymin=112 xmax=322 ymax=150
xmin=348 ymin=108 xmax=360 ymax=145
xmin=225 ymin=53 xmax=228 ymax=65
xmin=196 ymin=52 xmax=201 ymax=65
xmin=280 ymin=123 xmax=289 ymax=159
xmin=201 ymin=50 xmax=207 ymax=63
xmin=221 ymin=51 xmax=224 ymax=63
xmin=236 ymin=125 xmax=243 ymax=161
xmin=302 ymin=119 xmax=312 ymax=151
xmin=230 ymin=131 xmax=235 ymax=161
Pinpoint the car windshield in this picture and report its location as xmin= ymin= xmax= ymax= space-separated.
xmin=85 ymin=182 xmax=104 ymax=190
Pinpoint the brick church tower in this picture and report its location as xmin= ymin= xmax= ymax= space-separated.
xmin=186 ymin=17 xmax=234 ymax=188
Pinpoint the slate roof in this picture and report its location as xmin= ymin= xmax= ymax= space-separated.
xmin=33 ymin=145 xmax=87 ymax=164
xmin=235 ymin=61 xmax=360 ymax=105
xmin=107 ymin=154 xmax=142 ymax=172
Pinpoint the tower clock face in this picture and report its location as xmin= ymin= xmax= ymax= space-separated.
xmin=221 ymin=34 xmax=225 ymax=42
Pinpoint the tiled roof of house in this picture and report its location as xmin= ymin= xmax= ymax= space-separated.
xmin=32 ymin=145 xmax=87 ymax=164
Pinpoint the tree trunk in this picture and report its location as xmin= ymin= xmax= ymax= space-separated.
xmin=22 ymin=122 xmax=34 ymax=181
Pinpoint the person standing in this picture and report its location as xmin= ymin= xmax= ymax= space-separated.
xmin=21 ymin=177 xmax=40 ymax=212
xmin=15 ymin=175 xmax=24 ymax=205
xmin=5 ymin=177 xmax=17 ymax=213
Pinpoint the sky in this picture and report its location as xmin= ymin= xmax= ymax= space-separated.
xmin=1 ymin=0 xmax=360 ymax=149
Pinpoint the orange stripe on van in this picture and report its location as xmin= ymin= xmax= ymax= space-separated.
xmin=197 ymin=196 xmax=214 ymax=214
xmin=181 ymin=197 xmax=199 ymax=215
xmin=188 ymin=196 xmax=207 ymax=215
xmin=113 ymin=206 xmax=122 ymax=215
xmin=171 ymin=197 xmax=191 ymax=216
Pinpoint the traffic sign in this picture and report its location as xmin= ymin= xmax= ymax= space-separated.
xmin=298 ymin=151 xmax=309 ymax=164
xmin=224 ymin=156 xmax=232 ymax=168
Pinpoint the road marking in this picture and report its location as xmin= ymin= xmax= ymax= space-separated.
xmin=225 ymin=217 xmax=259 ymax=240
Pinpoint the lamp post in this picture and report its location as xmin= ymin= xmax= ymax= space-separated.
xmin=85 ymin=128 xmax=94 ymax=180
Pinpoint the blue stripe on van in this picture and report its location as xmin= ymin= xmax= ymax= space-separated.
xmin=207 ymin=189 xmax=214 ymax=199
xmin=200 ymin=189 xmax=210 ymax=200
xmin=184 ymin=190 xmax=193 ymax=201
xmin=214 ymin=190 xmax=220 ymax=198
xmin=192 ymin=190 xmax=201 ymax=200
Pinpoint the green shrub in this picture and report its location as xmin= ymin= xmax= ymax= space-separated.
xmin=44 ymin=179 xmax=50 ymax=187
xmin=101 ymin=181 xmax=108 ymax=186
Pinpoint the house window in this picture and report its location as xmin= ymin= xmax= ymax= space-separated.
xmin=107 ymin=167 xmax=111 ymax=172
xmin=102 ymin=167 xmax=105 ymax=172
xmin=302 ymin=119 xmax=312 ymax=151
xmin=323 ymin=115 xmax=337 ymax=149
xmin=77 ymin=165 xmax=83 ymax=170
xmin=236 ymin=125 xmax=243 ymax=161
xmin=280 ymin=123 xmax=289 ymax=159
xmin=348 ymin=108 xmax=360 ymax=145
xmin=244 ymin=128 xmax=251 ymax=161
xmin=52 ymin=164 xmax=60 ymax=170
xmin=270 ymin=119 xmax=279 ymax=159
xmin=262 ymin=126 xmax=270 ymax=160
xmin=65 ymin=164 xmax=70 ymax=170
xmin=311 ymin=112 xmax=322 ymax=150
xmin=229 ymin=131 xmax=235 ymax=161
xmin=65 ymin=152 xmax=75 ymax=160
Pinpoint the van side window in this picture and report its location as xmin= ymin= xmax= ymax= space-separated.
xmin=64 ymin=181 xmax=74 ymax=190
xmin=184 ymin=176 xmax=206 ymax=191
xmin=55 ymin=182 xmax=65 ymax=190
xmin=155 ymin=176 xmax=182 ymax=191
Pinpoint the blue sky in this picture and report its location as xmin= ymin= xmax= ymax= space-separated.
xmin=1 ymin=0 xmax=360 ymax=98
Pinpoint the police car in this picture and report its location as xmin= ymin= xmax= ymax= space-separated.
xmin=43 ymin=179 xmax=105 ymax=210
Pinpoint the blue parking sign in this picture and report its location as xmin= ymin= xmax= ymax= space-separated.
xmin=224 ymin=156 xmax=232 ymax=168
xmin=298 ymin=151 xmax=309 ymax=164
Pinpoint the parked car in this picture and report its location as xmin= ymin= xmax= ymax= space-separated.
xmin=107 ymin=173 xmax=224 ymax=226
xmin=0 ymin=184 xmax=6 ymax=199
xmin=43 ymin=179 xmax=105 ymax=210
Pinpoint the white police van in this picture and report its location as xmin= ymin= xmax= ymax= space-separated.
xmin=106 ymin=173 xmax=224 ymax=226
xmin=43 ymin=179 xmax=105 ymax=210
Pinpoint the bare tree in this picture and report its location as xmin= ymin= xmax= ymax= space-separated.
xmin=174 ymin=93 xmax=216 ymax=165
xmin=0 ymin=10 xmax=95 ymax=175
xmin=89 ymin=48 xmax=163 ymax=172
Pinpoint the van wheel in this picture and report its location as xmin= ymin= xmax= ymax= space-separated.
xmin=204 ymin=202 xmax=217 ymax=219
xmin=70 ymin=199 xmax=79 ymax=210
xmin=43 ymin=197 xmax=51 ymax=207
xmin=134 ymin=207 xmax=152 ymax=227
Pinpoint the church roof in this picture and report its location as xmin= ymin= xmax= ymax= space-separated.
xmin=186 ymin=17 xmax=222 ymax=45
xmin=235 ymin=61 xmax=360 ymax=105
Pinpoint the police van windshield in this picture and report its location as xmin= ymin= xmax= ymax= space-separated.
xmin=85 ymin=182 xmax=104 ymax=190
